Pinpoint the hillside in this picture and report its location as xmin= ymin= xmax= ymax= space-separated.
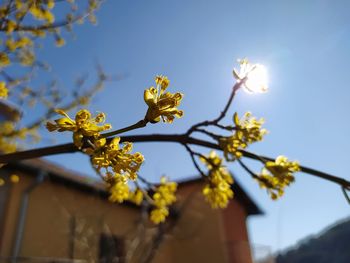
xmin=276 ymin=218 xmax=350 ymax=263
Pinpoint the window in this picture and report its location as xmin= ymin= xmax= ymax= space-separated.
xmin=99 ymin=234 xmax=125 ymax=263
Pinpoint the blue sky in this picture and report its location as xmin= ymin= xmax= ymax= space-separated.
xmin=32 ymin=0 xmax=350 ymax=254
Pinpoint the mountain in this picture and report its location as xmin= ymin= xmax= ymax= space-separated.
xmin=276 ymin=217 xmax=350 ymax=263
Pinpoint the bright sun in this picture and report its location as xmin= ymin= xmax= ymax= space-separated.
xmin=244 ymin=64 xmax=268 ymax=94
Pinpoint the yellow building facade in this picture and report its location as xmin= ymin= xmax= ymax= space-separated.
xmin=0 ymin=159 xmax=262 ymax=263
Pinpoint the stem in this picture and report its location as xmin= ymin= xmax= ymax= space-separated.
xmin=101 ymin=119 xmax=148 ymax=138
xmin=134 ymin=180 xmax=154 ymax=204
xmin=237 ymin=159 xmax=259 ymax=180
xmin=183 ymin=144 xmax=206 ymax=178
xmin=194 ymin=128 xmax=220 ymax=140
xmin=138 ymin=174 xmax=156 ymax=190
xmin=186 ymin=80 xmax=243 ymax=135
xmin=342 ymin=187 xmax=350 ymax=204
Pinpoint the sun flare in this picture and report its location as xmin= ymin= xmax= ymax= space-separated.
xmin=234 ymin=59 xmax=269 ymax=94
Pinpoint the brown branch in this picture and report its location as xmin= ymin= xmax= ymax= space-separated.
xmin=0 ymin=142 xmax=77 ymax=162
xmin=0 ymin=133 xmax=349 ymax=190
xmin=0 ymin=7 xmax=96 ymax=32
xmin=183 ymin=144 xmax=206 ymax=178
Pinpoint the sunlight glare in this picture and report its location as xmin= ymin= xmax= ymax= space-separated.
xmin=244 ymin=64 xmax=268 ymax=93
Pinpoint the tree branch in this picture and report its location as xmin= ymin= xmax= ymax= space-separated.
xmin=1 ymin=133 xmax=349 ymax=190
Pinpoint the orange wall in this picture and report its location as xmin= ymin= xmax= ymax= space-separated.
xmin=152 ymin=182 xmax=253 ymax=263
xmin=222 ymin=199 xmax=253 ymax=263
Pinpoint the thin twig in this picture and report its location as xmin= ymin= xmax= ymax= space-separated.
xmin=186 ymin=80 xmax=244 ymax=135
xmin=101 ymin=119 xmax=148 ymax=138
xmin=194 ymin=128 xmax=220 ymax=140
xmin=237 ymin=159 xmax=259 ymax=180
xmin=134 ymin=180 xmax=154 ymax=204
xmin=183 ymin=144 xmax=206 ymax=178
xmin=138 ymin=174 xmax=156 ymax=190
xmin=342 ymin=187 xmax=350 ymax=204
xmin=237 ymin=158 xmax=277 ymax=189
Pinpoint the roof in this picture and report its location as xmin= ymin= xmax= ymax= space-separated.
xmin=176 ymin=176 xmax=263 ymax=216
xmin=5 ymin=158 xmax=116 ymax=203
xmin=0 ymin=100 xmax=21 ymax=121
xmin=4 ymin=159 xmax=263 ymax=215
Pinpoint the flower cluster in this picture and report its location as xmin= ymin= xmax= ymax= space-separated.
xmin=150 ymin=177 xmax=177 ymax=224
xmin=144 ymin=75 xmax=184 ymax=123
xmin=0 ymin=118 xmax=40 ymax=154
xmin=128 ymin=188 xmax=144 ymax=205
xmin=91 ymin=137 xmax=144 ymax=181
xmin=107 ymin=173 xmax=130 ymax=203
xmin=46 ymin=109 xmax=111 ymax=149
xmin=0 ymin=52 xmax=10 ymax=67
xmin=201 ymin=151 xmax=234 ymax=208
xmin=6 ymin=37 xmax=33 ymax=52
xmin=257 ymin=156 xmax=300 ymax=200
xmin=108 ymin=178 xmax=144 ymax=207
xmin=107 ymin=176 xmax=145 ymax=206
xmin=0 ymin=122 xmax=18 ymax=153
xmin=0 ymin=174 xmax=20 ymax=187
xmin=0 ymin=82 xmax=8 ymax=98
xmin=14 ymin=0 xmax=56 ymax=24
xmin=46 ymin=109 xmax=145 ymax=203
xmin=220 ymin=112 xmax=267 ymax=161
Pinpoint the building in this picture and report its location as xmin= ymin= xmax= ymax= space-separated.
xmin=0 ymin=158 xmax=262 ymax=263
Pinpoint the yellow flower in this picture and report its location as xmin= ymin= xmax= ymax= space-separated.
xmin=234 ymin=112 xmax=267 ymax=143
xmin=144 ymin=75 xmax=184 ymax=123
xmin=6 ymin=20 xmax=17 ymax=34
xmin=155 ymin=75 xmax=170 ymax=90
xmin=0 ymin=52 xmax=10 ymax=67
xmin=0 ymin=129 xmax=17 ymax=153
xmin=15 ymin=0 xmax=23 ymax=9
xmin=55 ymin=38 xmax=65 ymax=47
xmin=46 ymin=109 xmax=111 ymax=148
xmin=220 ymin=112 xmax=267 ymax=161
xmin=0 ymin=82 xmax=8 ymax=98
xmin=108 ymin=177 xmax=129 ymax=203
xmin=19 ymin=49 xmax=35 ymax=66
xmin=29 ymin=4 xmax=55 ymax=23
xmin=149 ymin=176 xmax=177 ymax=224
xmin=6 ymin=37 xmax=33 ymax=51
xmin=265 ymin=155 xmax=300 ymax=177
xmin=47 ymin=0 xmax=55 ymax=9
xmin=91 ymin=137 xmax=144 ymax=181
xmin=128 ymin=188 xmax=144 ymax=205
xmin=152 ymin=177 xmax=177 ymax=207
xmin=150 ymin=207 xmax=169 ymax=224
xmin=10 ymin=174 xmax=20 ymax=183
xmin=257 ymin=156 xmax=300 ymax=200
xmin=203 ymin=181 xmax=234 ymax=209
xmin=201 ymin=151 xmax=234 ymax=208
